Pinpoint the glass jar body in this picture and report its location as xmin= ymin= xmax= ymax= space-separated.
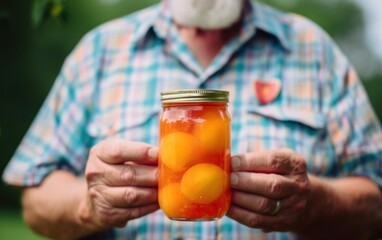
xmin=158 ymin=102 xmax=231 ymax=221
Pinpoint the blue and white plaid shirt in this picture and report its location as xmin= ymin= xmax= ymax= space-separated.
xmin=3 ymin=0 xmax=382 ymax=239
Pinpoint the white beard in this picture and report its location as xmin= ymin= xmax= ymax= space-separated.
xmin=171 ymin=0 xmax=245 ymax=29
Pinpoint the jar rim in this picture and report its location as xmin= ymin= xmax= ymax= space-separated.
xmin=161 ymin=89 xmax=229 ymax=103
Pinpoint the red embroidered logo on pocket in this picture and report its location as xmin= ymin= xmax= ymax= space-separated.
xmin=254 ymin=79 xmax=281 ymax=105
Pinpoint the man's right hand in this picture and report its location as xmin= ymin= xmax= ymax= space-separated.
xmin=79 ymin=138 xmax=159 ymax=230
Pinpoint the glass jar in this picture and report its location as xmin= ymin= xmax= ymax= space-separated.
xmin=158 ymin=90 xmax=231 ymax=221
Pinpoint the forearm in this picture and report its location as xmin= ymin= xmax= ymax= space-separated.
xmin=296 ymin=175 xmax=382 ymax=240
xmin=22 ymin=170 xmax=102 ymax=239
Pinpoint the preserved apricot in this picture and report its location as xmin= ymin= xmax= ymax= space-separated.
xmin=193 ymin=110 xmax=230 ymax=153
xmin=159 ymin=183 xmax=190 ymax=218
xmin=180 ymin=163 xmax=227 ymax=204
xmin=159 ymin=132 xmax=203 ymax=172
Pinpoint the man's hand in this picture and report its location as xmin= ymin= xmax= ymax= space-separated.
xmin=227 ymin=148 xmax=311 ymax=232
xmin=79 ymin=138 xmax=160 ymax=230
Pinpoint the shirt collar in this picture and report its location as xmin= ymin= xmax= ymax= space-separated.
xmin=250 ymin=1 xmax=292 ymax=50
xmin=152 ymin=0 xmax=173 ymax=40
xmin=135 ymin=0 xmax=292 ymax=51
xmin=126 ymin=4 xmax=162 ymax=46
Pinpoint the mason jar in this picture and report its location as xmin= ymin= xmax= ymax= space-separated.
xmin=158 ymin=89 xmax=231 ymax=221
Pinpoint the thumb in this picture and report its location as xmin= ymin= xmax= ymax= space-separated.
xmin=92 ymin=138 xmax=158 ymax=165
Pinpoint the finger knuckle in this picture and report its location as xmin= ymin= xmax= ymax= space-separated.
xmin=258 ymin=198 xmax=273 ymax=213
xmin=269 ymin=177 xmax=282 ymax=196
xmin=85 ymin=151 xmax=100 ymax=182
xmin=88 ymin=186 xmax=109 ymax=208
xmin=267 ymin=151 xmax=284 ymax=169
xmin=124 ymin=188 xmax=139 ymax=205
xmin=121 ymin=165 xmax=136 ymax=185
xmin=293 ymin=155 xmax=307 ymax=173
xmin=85 ymin=163 xmax=104 ymax=183
xmin=88 ymin=187 xmax=99 ymax=200
xmin=85 ymin=168 xmax=97 ymax=182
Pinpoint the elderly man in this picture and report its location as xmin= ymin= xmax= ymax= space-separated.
xmin=3 ymin=0 xmax=382 ymax=239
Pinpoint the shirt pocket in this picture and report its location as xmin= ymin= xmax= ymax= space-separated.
xmin=248 ymin=105 xmax=325 ymax=128
xmin=87 ymin=107 xmax=161 ymax=144
xmin=245 ymin=104 xmax=328 ymax=156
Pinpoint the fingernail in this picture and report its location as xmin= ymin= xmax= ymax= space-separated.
xmin=231 ymin=156 xmax=241 ymax=170
xmin=231 ymin=173 xmax=239 ymax=185
xmin=148 ymin=147 xmax=158 ymax=160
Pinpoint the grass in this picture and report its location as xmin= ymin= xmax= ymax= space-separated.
xmin=0 ymin=208 xmax=46 ymax=240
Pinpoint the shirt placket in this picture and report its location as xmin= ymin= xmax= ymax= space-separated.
xmin=164 ymin=24 xmax=204 ymax=79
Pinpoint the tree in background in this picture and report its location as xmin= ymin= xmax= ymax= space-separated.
xmin=1 ymin=0 xmax=381 ymax=209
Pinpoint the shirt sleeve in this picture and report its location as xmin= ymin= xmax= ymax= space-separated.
xmin=2 ymin=32 xmax=99 ymax=187
xmin=324 ymin=41 xmax=382 ymax=188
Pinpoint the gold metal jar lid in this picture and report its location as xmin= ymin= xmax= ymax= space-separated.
xmin=161 ymin=89 xmax=229 ymax=103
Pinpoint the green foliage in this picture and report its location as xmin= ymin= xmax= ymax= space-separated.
xmin=363 ymin=74 xmax=382 ymax=122
xmin=32 ymin=0 xmax=67 ymax=27
xmin=0 ymin=209 xmax=46 ymax=239
xmin=259 ymin=0 xmax=363 ymax=37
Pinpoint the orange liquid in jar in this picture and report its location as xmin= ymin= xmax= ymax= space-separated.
xmin=159 ymin=102 xmax=231 ymax=221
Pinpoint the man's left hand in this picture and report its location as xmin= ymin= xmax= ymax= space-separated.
xmin=227 ymin=148 xmax=311 ymax=232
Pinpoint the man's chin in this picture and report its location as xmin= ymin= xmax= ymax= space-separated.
xmin=171 ymin=0 xmax=244 ymax=30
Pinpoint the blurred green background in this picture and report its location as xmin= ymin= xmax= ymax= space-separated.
xmin=1 ymin=0 xmax=381 ymax=239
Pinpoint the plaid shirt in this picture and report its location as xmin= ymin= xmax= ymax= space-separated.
xmin=3 ymin=0 xmax=382 ymax=239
